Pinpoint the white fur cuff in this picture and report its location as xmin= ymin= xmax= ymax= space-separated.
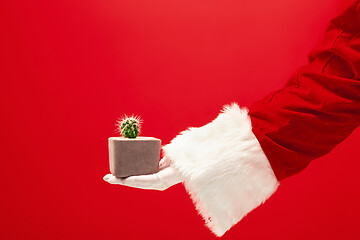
xmin=162 ymin=102 xmax=279 ymax=237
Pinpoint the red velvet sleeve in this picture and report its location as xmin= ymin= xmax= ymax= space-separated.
xmin=248 ymin=0 xmax=360 ymax=181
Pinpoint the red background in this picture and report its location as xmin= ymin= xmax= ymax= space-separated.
xmin=2 ymin=0 xmax=360 ymax=239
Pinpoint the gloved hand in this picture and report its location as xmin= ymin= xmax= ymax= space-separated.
xmin=103 ymin=155 xmax=184 ymax=191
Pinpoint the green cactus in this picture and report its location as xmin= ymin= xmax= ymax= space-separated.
xmin=116 ymin=114 xmax=142 ymax=138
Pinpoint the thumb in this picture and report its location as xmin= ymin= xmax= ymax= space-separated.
xmin=159 ymin=155 xmax=171 ymax=170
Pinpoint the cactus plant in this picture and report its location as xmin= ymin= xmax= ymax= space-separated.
xmin=109 ymin=114 xmax=161 ymax=178
xmin=116 ymin=114 xmax=143 ymax=138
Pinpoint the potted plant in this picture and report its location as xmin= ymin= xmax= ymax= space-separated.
xmin=108 ymin=114 xmax=161 ymax=178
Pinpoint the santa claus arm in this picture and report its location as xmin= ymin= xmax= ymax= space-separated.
xmin=249 ymin=0 xmax=360 ymax=181
xmin=162 ymin=0 xmax=360 ymax=237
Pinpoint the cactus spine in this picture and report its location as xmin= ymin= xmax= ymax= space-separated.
xmin=116 ymin=114 xmax=142 ymax=138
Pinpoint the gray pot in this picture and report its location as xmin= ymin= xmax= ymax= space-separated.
xmin=108 ymin=137 xmax=161 ymax=178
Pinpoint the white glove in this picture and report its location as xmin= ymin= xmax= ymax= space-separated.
xmin=103 ymin=155 xmax=184 ymax=191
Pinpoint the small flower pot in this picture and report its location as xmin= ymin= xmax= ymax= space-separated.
xmin=108 ymin=136 xmax=161 ymax=178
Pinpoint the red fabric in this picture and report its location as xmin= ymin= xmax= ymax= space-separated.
xmin=249 ymin=0 xmax=360 ymax=181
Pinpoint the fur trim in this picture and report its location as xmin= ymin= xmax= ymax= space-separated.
xmin=162 ymin=102 xmax=279 ymax=237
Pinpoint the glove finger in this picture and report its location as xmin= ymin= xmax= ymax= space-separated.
xmin=120 ymin=174 xmax=160 ymax=189
xmin=103 ymin=173 xmax=114 ymax=181
xmin=105 ymin=173 xmax=167 ymax=190
xmin=107 ymin=175 xmax=124 ymax=184
xmin=159 ymin=155 xmax=171 ymax=170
